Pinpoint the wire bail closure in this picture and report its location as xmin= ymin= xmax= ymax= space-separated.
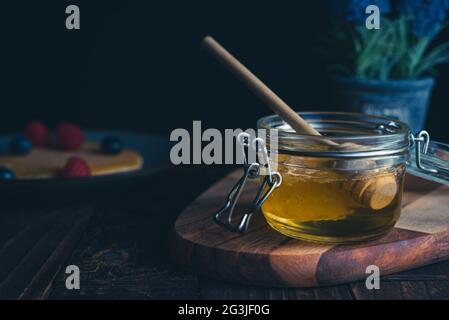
xmin=411 ymin=130 xmax=438 ymax=174
xmin=214 ymin=133 xmax=282 ymax=233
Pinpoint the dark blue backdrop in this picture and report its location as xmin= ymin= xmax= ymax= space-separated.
xmin=0 ymin=1 xmax=446 ymax=142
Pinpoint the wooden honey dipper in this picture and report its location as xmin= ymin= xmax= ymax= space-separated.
xmin=202 ymin=36 xmax=398 ymax=210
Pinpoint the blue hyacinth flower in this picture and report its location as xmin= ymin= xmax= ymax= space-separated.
xmin=323 ymin=0 xmax=391 ymax=24
xmin=398 ymin=0 xmax=449 ymax=37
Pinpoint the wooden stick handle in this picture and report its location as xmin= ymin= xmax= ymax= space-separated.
xmin=202 ymin=36 xmax=321 ymax=136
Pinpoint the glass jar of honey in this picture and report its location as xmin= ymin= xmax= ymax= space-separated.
xmin=257 ymin=112 xmax=410 ymax=243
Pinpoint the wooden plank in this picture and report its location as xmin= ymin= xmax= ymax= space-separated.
xmin=49 ymin=205 xmax=201 ymax=300
xmin=198 ymin=277 xmax=324 ymax=300
xmin=0 ymin=211 xmax=59 ymax=282
xmin=312 ymin=285 xmax=353 ymax=300
xmin=402 ymin=174 xmax=441 ymax=206
xmin=400 ymin=281 xmax=430 ymax=300
xmin=287 ymin=288 xmax=317 ymax=300
xmin=0 ymin=206 xmax=92 ymax=299
xmin=18 ymin=206 xmax=93 ymax=299
xmin=396 ymin=186 xmax=449 ymax=234
xmin=350 ymin=281 xmax=404 ymax=300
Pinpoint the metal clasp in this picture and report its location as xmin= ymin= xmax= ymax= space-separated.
xmin=411 ymin=130 xmax=438 ymax=174
xmin=214 ymin=133 xmax=282 ymax=233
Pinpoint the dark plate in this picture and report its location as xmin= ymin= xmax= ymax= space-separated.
xmin=0 ymin=131 xmax=172 ymax=199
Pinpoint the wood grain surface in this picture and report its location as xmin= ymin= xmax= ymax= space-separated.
xmin=3 ymin=166 xmax=449 ymax=299
xmin=170 ymin=170 xmax=449 ymax=287
xmin=0 ymin=205 xmax=93 ymax=299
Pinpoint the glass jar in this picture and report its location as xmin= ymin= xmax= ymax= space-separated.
xmin=257 ymin=112 xmax=410 ymax=243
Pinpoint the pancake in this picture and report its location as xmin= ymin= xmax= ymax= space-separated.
xmin=0 ymin=142 xmax=143 ymax=179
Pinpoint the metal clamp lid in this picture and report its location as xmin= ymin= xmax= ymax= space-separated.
xmin=409 ymin=130 xmax=449 ymax=186
xmin=214 ymin=133 xmax=282 ymax=233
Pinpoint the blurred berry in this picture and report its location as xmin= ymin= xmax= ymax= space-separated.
xmin=101 ymin=137 xmax=124 ymax=155
xmin=9 ymin=136 xmax=33 ymax=155
xmin=62 ymin=157 xmax=91 ymax=178
xmin=0 ymin=167 xmax=15 ymax=180
xmin=9 ymin=136 xmax=32 ymax=155
xmin=56 ymin=122 xmax=85 ymax=150
xmin=25 ymin=120 xmax=51 ymax=147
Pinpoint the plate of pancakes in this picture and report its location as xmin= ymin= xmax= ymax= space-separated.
xmin=0 ymin=123 xmax=171 ymax=198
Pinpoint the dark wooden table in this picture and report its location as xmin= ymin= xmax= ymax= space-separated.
xmin=1 ymin=166 xmax=449 ymax=300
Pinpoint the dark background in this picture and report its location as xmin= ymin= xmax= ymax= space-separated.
xmin=0 ymin=1 xmax=447 ymax=142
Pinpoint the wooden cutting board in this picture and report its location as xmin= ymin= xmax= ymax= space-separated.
xmin=169 ymin=170 xmax=449 ymax=287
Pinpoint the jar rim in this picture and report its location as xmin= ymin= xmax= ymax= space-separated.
xmin=257 ymin=111 xmax=410 ymax=139
xmin=257 ymin=112 xmax=411 ymax=157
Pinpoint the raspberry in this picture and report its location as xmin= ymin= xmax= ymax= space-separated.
xmin=25 ymin=120 xmax=51 ymax=147
xmin=62 ymin=157 xmax=91 ymax=178
xmin=56 ymin=122 xmax=85 ymax=150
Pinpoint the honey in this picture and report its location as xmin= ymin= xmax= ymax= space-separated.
xmin=261 ymin=157 xmax=406 ymax=243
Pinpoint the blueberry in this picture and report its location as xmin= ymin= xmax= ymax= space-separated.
xmin=9 ymin=136 xmax=32 ymax=155
xmin=101 ymin=136 xmax=124 ymax=155
xmin=0 ymin=167 xmax=15 ymax=180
